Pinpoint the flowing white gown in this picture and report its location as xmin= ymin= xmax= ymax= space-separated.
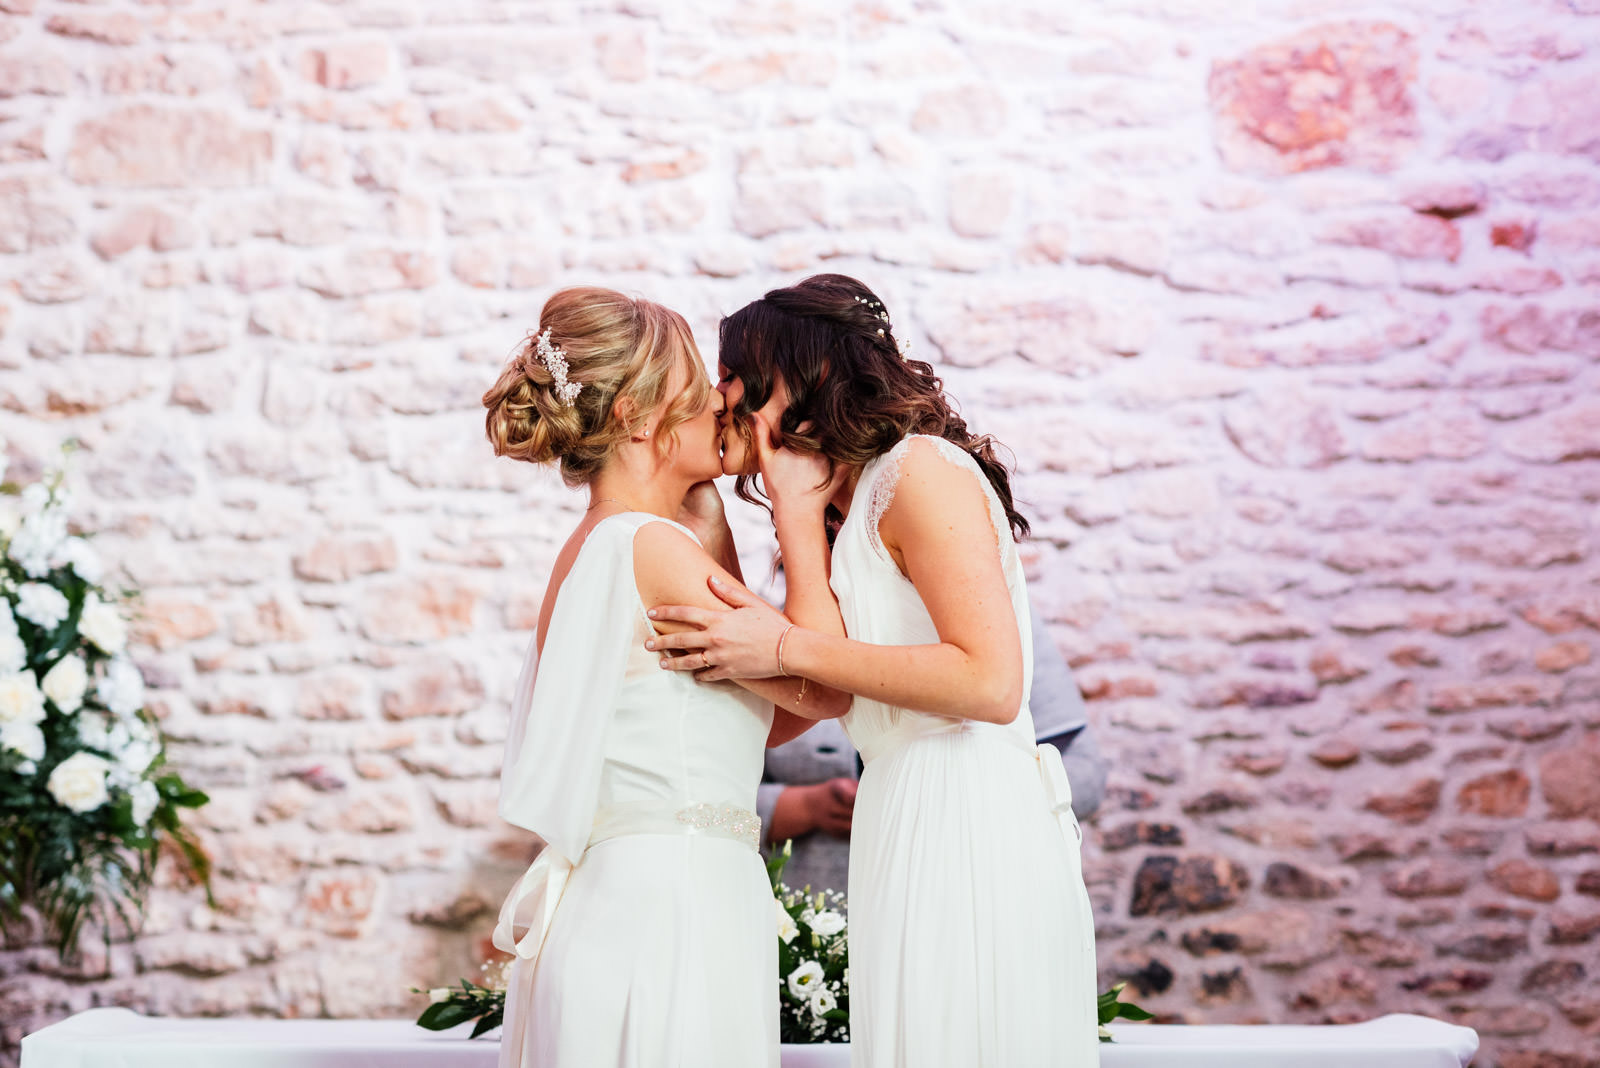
xmin=492 ymin=512 xmax=779 ymax=1068
xmin=831 ymin=436 xmax=1100 ymax=1068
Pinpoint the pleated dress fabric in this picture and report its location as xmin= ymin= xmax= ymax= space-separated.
xmin=494 ymin=513 xmax=779 ymax=1068
xmin=831 ymin=436 xmax=1101 ymax=1068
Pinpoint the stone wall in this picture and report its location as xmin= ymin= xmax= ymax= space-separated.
xmin=2 ymin=1 xmax=1598 ymax=1065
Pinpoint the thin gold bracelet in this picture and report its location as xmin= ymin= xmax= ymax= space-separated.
xmin=776 ymin=624 xmax=796 ymax=677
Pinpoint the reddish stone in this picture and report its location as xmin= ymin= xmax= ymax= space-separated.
xmin=1384 ymin=858 xmax=1471 ymax=898
xmin=1400 ymin=967 xmax=1493 ymax=996
xmin=1263 ymin=862 xmax=1347 ymax=900
xmin=68 ymin=106 xmax=271 ymax=188
xmin=1364 ymin=777 xmax=1440 ymax=823
xmin=229 ymin=596 xmax=308 ymax=647
xmin=1130 ymin=854 xmax=1251 ymax=917
xmin=381 ymin=658 xmax=484 ymax=720
xmin=1522 ymin=959 xmax=1587 ymax=994
xmin=1540 ymin=733 xmax=1600 ymax=820
xmin=910 ymin=85 xmax=1006 ymax=137
xmin=1310 ymin=643 xmax=1369 ymax=684
xmin=302 ymin=871 xmax=381 ymax=938
xmin=1578 ymin=870 xmax=1600 ymax=897
xmin=1226 ymin=749 xmax=1286 ymax=776
xmin=1332 ymin=833 xmax=1419 ymax=863
xmin=1450 ymin=1005 xmax=1550 ymax=1037
xmin=1527 ymin=824 xmax=1600 ymax=857
xmin=1181 ymin=785 xmax=1259 ymax=815
xmin=1400 ymin=176 xmax=1485 ymax=217
xmin=1100 ymin=821 xmax=1184 ymax=851
xmin=408 ymin=890 xmax=492 ymax=930
xmin=301 ymin=41 xmax=389 ymax=90
xmin=45 ymin=12 xmax=141 ymax=46
xmin=294 ymin=534 xmax=399 ymax=583
xmin=295 ymin=672 xmax=369 ymax=722
xmin=1548 ymin=910 xmax=1600 ymax=945
xmin=358 ymin=577 xmax=480 ymax=644
xmin=1442 ymin=828 xmax=1503 ymax=856
xmin=1321 ymin=212 xmax=1461 ymax=261
xmin=1537 ymin=641 xmax=1592 ymax=673
xmin=0 ymin=51 xmax=72 ymax=97
xmin=1222 ymin=390 xmax=1349 ymax=468
xmin=1288 ymin=965 xmax=1379 ymax=1011
xmin=1489 ymin=860 xmax=1561 ymax=903
xmin=1457 ymin=768 xmax=1531 ymax=818
xmin=1522 ymin=591 xmax=1600 ymax=634
xmin=1209 ymin=22 xmax=1419 ymax=174
xmin=1441 ymin=924 xmax=1529 ymax=962
xmin=1340 ymin=927 xmax=1425 ymax=967
xmin=1310 ymin=739 xmax=1360 ymax=769
xmin=132 ymin=595 xmax=220 ymax=650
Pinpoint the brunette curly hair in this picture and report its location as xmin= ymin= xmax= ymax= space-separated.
xmin=719 ymin=273 xmax=1029 ymax=538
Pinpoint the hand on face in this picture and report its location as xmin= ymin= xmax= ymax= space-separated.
xmin=748 ymin=410 xmax=849 ymax=521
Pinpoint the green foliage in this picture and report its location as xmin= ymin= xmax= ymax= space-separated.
xmin=1098 ymin=981 xmax=1155 ymax=1041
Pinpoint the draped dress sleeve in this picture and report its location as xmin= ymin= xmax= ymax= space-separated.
xmin=492 ymin=516 xmax=644 ymax=962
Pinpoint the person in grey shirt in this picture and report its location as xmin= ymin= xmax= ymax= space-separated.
xmin=757 ymin=599 xmax=1107 ymax=895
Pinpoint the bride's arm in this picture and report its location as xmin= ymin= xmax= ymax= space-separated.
xmin=633 ymin=522 xmax=851 ymax=720
xmin=651 ymin=440 xmax=1024 ymax=725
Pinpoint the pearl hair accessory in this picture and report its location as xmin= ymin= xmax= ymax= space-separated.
xmin=533 ymin=327 xmax=583 ymax=407
xmin=856 ymin=294 xmax=909 ymax=357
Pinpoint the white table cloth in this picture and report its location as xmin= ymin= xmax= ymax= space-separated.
xmin=23 ymin=1008 xmax=1477 ymax=1068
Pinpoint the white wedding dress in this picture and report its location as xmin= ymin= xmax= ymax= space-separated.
xmin=492 ymin=513 xmax=778 ymax=1068
xmin=831 ymin=436 xmax=1100 ymax=1067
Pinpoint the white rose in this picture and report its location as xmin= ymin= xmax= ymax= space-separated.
xmin=0 ymin=671 xmax=46 ymax=726
xmin=15 ymin=583 xmax=69 ymax=631
xmin=78 ymin=595 xmax=127 ymax=655
xmin=97 ymin=658 xmax=145 ymax=718
xmin=808 ymin=909 xmax=846 ymax=938
xmin=775 ymin=897 xmax=799 ymax=944
xmin=47 ymin=751 xmax=111 ymax=813
xmin=786 ymin=961 xmax=824 ymax=1000
xmin=53 ymin=538 xmax=104 ymax=585
xmin=115 ymin=732 xmax=160 ymax=786
xmin=428 ymin=988 xmax=452 ymax=1004
xmin=41 ymin=654 xmax=88 ymax=715
xmin=0 ymin=626 xmax=23 ymax=675
xmin=1 ymin=719 xmax=45 ymax=762
xmin=9 ymin=510 xmax=67 ymax=579
xmin=76 ymin=710 xmax=113 ymax=751
xmin=809 ymin=987 xmax=837 ymax=1018
xmin=128 ymin=779 xmax=159 ymax=826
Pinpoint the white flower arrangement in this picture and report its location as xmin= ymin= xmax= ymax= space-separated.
xmin=0 ymin=446 xmax=210 ymax=959
xmin=768 ymin=842 xmax=850 ymax=1044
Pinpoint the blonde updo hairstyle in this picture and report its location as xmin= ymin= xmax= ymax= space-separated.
xmin=483 ymin=287 xmax=711 ymax=486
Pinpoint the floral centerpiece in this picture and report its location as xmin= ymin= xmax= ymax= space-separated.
xmin=768 ymin=843 xmax=849 ymax=1043
xmin=0 ymin=447 xmax=209 ymax=958
xmin=415 ymin=839 xmax=1149 ymax=1046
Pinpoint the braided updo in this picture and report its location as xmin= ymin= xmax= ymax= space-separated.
xmin=483 ymin=287 xmax=709 ymax=486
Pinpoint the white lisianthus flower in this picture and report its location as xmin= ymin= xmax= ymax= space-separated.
xmin=775 ymin=897 xmax=799 ymax=944
xmin=809 ymin=987 xmax=838 ymax=1018
xmin=97 ymin=658 xmax=145 ymax=718
xmin=47 ymin=751 xmax=111 ymax=813
xmin=54 ymin=539 xmax=104 ymax=585
xmin=0 ymin=671 xmax=46 ymax=726
xmin=1 ymin=719 xmax=45 ymax=762
xmin=786 ymin=961 xmax=824 ymax=1000
xmin=128 ymin=779 xmax=159 ymax=826
xmin=77 ymin=594 xmax=127 ymax=654
xmin=41 ymin=653 xmax=88 ymax=715
xmin=808 ymin=909 xmax=846 ymax=938
xmin=428 ymin=988 xmax=453 ymax=1004
xmin=16 ymin=583 xmax=69 ymax=631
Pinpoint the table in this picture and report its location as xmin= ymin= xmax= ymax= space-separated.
xmin=22 ymin=1008 xmax=1478 ymax=1068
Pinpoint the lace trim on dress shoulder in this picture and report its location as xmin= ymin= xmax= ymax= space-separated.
xmin=864 ymin=435 xmax=1016 ymax=571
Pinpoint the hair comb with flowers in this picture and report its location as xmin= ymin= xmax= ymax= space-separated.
xmin=533 ymin=327 xmax=583 ymax=407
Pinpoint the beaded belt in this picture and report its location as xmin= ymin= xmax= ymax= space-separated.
xmin=493 ymin=798 xmax=761 ymax=965
xmin=588 ymin=799 xmax=762 ymax=850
